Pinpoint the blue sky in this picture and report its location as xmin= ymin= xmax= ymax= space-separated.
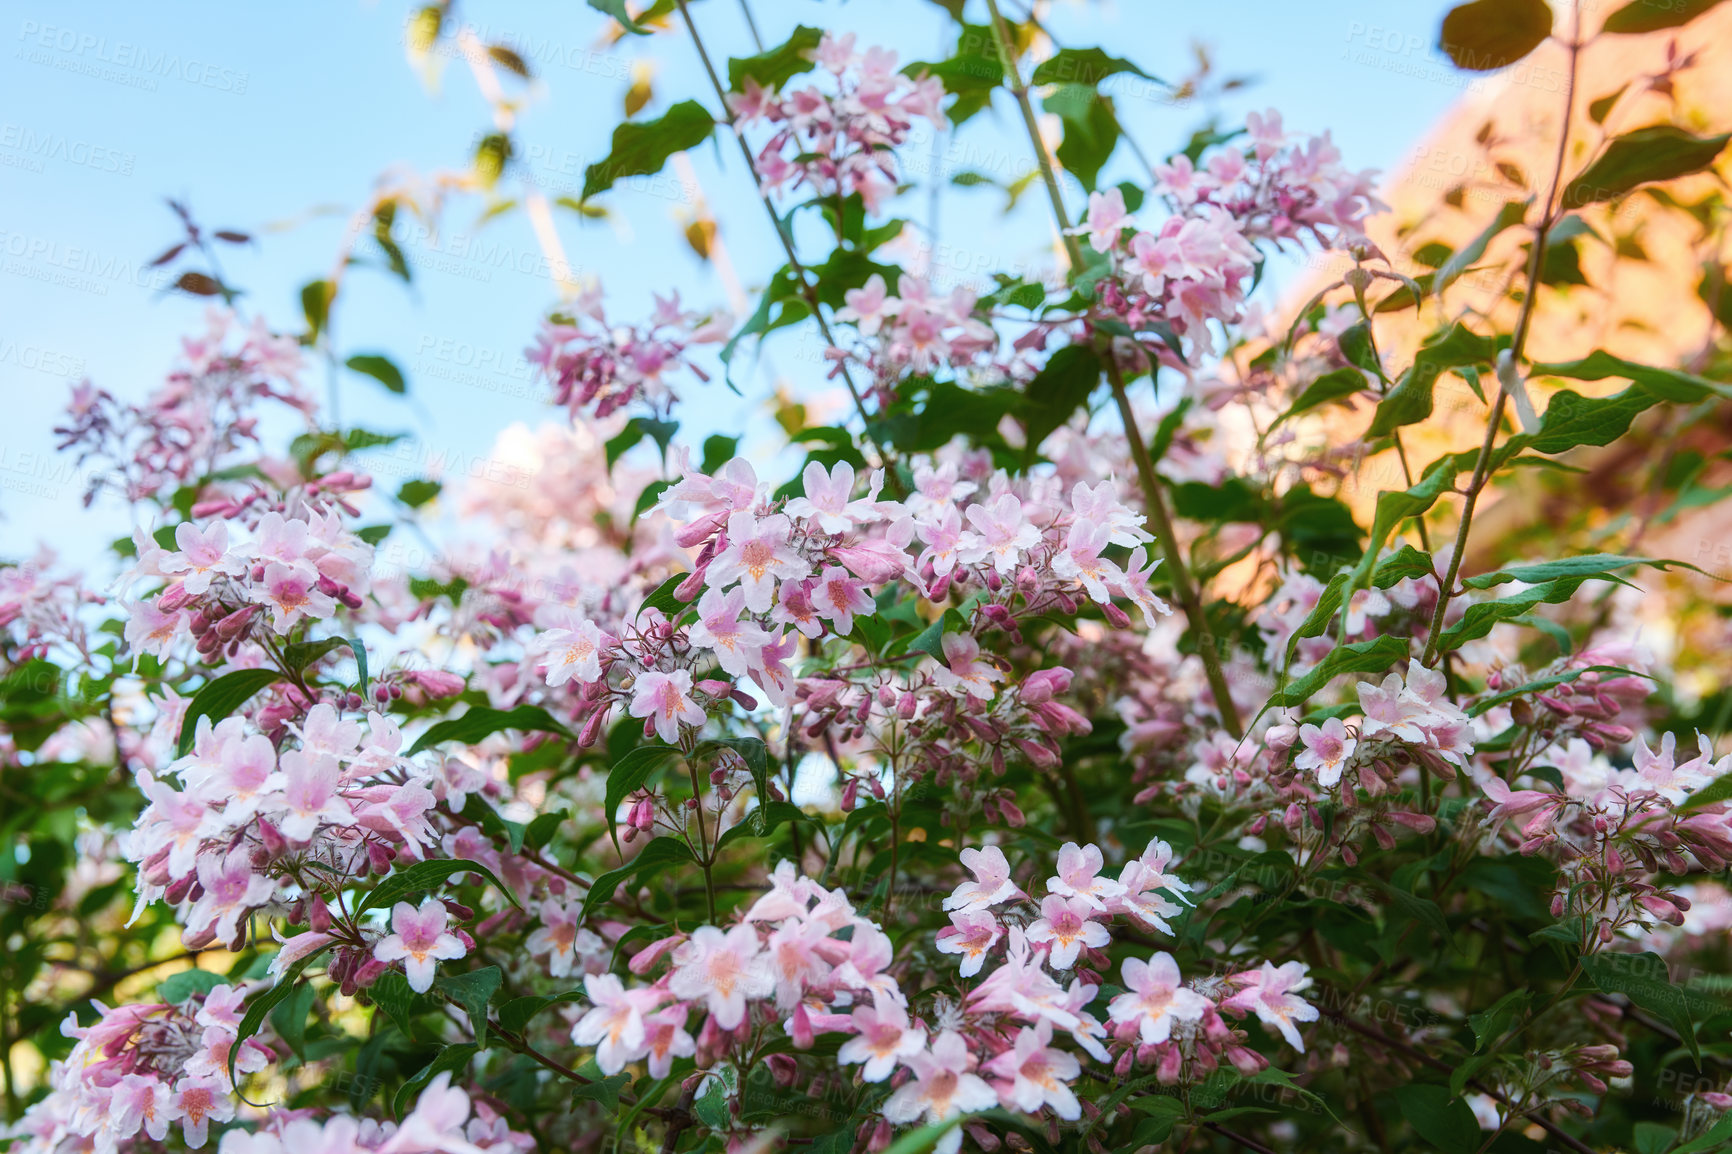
xmin=0 ymin=0 xmax=1467 ymax=567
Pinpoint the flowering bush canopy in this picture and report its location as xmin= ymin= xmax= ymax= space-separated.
xmin=7 ymin=2 xmax=1732 ymax=1154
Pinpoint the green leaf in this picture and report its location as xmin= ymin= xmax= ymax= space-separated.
xmin=1030 ymin=47 xmax=1156 ymax=86
xmin=693 ymin=1064 xmax=738 ymax=1129
xmin=1283 ymin=571 xmax=1353 ymax=664
xmin=572 ymin=1071 xmax=633 ymax=1110
xmin=1043 ymin=83 xmax=1119 ymax=191
xmin=1374 ymin=546 xmax=1436 ymax=588
xmin=1530 ymin=349 xmax=1732 ymax=402
xmin=604 ymin=744 xmax=682 ymax=850
xmin=357 ymin=858 xmax=520 ymax=916
xmin=1462 ymin=552 xmax=1698 ymax=589
xmin=497 ymin=990 xmax=585 ymax=1035
xmin=1582 ymin=950 xmax=1722 ymax=1063
xmin=269 ymin=979 xmax=317 ymax=1058
xmin=1393 ymin=1083 xmax=1480 ymax=1153
xmin=398 ymin=479 xmax=442 ymax=508
xmin=394 ymin=1043 xmax=480 ymax=1117
xmin=178 ymin=669 xmax=283 ymax=756
xmin=1368 ymin=323 xmax=1503 ymax=436
xmin=406 ymin=705 xmax=572 ymax=756
xmin=582 ymin=836 xmax=695 ymax=922
xmin=345 ymin=353 xmax=407 ymax=395
xmin=1267 ymin=636 xmax=1408 ymax=708
xmin=902 ymin=609 xmax=970 ymax=662
xmin=1273 ymin=367 xmax=1369 ymax=428
xmin=230 ymin=945 xmax=332 ymax=1084
xmin=158 ymin=969 xmax=225 ymax=1003
xmin=1437 ymin=0 xmax=1554 ymax=71
xmin=1603 ymin=0 xmax=1726 ymax=35
xmin=583 ymin=100 xmax=715 ymax=201
xmin=587 ymin=0 xmax=652 ymax=35
xmin=1470 ymin=989 xmax=1531 ymax=1052
xmin=1436 ymin=575 xmax=1599 ymax=649
xmin=903 ymin=25 xmax=1002 ymax=126
xmin=635 ymin=574 xmax=693 ymax=622
xmin=1021 ymin=345 xmax=1101 ymax=454
xmin=1563 ymin=126 xmax=1732 ymax=208
xmin=369 ymin=969 xmax=435 ymax=1039
xmin=1433 ymin=199 xmax=1529 ymax=298
xmin=435 ymin=966 xmax=502 ymax=1047
xmin=727 ymin=25 xmax=823 ymax=93
xmin=301 ymin=279 xmax=334 ymax=342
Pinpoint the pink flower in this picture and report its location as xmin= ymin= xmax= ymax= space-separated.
xmin=1356 ymin=672 xmax=1428 ymax=742
xmin=526 ymin=899 xmax=604 ymax=979
xmin=935 ymin=910 xmax=1003 ymax=977
xmin=812 ymin=566 xmax=874 ymax=637
xmin=668 ymin=924 xmax=774 ymax=1029
xmin=707 ymin=512 xmax=806 ymax=612
xmin=770 ymin=577 xmax=824 ymax=639
xmin=1111 ymin=551 xmax=1173 ymax=627
xmin=687 ymin=586 xmax=771 ymax=678
xmin=642 ymin=1004 xmax=696 ymax=1078
xmin=785 ymin=461 xmax=880 ymax=534
xmin=1221 ymin=960 xmax=1319 ymax=1051
xmin=1106 ymin=838 xmax=1192 ymax=934
xmin=374 ymin=898 xmax=468 ymax=993
xmin=837 ymin=990 xmax=926 ymax=1082
xmin=751 ymin=629 xmax=799 ymax=708
xmin=124 ymin=598 xmax=187 ymax=659
xmin=168 ymin=1074 xmax=234 ymax=1148
xmin=379 ymin=1071 xmax=482 ymax=1154
xmin=1051 ymin=520 xmax=1123 ymax=605
xmin=252 ymin=562 xmax=335 ymax=634
xmin=1046 ymin=842 xmax=1125 ymax=911
xmin=930 ymin=633 xmax=1003 ymax=700
xmin=943 ymin=845 xmax=1022 ymax=912
xmin=109 ymin=1073 xmax=174 ymax=1141
xmin=534 ymin=620 xmax=611 ymax=687
xmin=571 ymin=973 xmax=663 ymax=1074
xmin=1025 ymin=894 xmax=1111 ymax=970
xmin=881 ymin=1030 xmax=998 ymax=1153
xmin=837 ymin=273 xmax=896 ymax=336
xmin=765 ymin=917 xmax=833 ymax=1010
xmin=1081 ymin=187 xmax=1130 ymax=253
xmin=915 ymin=505 xmax=968 ymax=577
xmin=1295 ymin=717 xmax=1356 ymax=788
xmin=628 ymin=669 xmax=707 ymax=744
xmin=959 ymin=493 xmax=1041 ymax=575
xmin=984 ymin=1021 xmax=1082 ymax=1120
xmin=185 ymin=848 xmax=273 ymax=945
xmin=273 ymin=749 xmax=356 ymax=842
xmin=161 ymin=521 xmax=243 ymax=596
xmin=1107 ymin=952 xmax=1210 ymax=1044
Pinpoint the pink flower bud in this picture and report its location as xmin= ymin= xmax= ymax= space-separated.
xmin=674 ymin=511 xmax=726 ymax=549
xmin=1101 ymin=602 xmax=1132 ymax=629
xmin=673 ymin=566 xmax=708 ymax=603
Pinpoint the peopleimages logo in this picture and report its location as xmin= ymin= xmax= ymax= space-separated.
xmin=15 ymin=21 xmax=249 ymax=94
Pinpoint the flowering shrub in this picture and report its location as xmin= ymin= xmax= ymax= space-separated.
xmin=7 ymin=3 xmax=1732 ymax=1154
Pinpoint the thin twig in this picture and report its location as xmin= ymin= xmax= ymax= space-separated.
xmin=980 ymin=0 xmax=1245 ymax=737
xmin=671 ymin=0 xmax=895 ymax=474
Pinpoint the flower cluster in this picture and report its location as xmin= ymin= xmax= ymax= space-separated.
xmin=53 ymin=308 xmax=313 ymax=506
xmin=123 ymin=500 xmax=376 ymax=662
xmin=526 ymin=288 xmax=728 ymax=421
xmin=728 ymin=32 xmax=946 ymax=214
xmin=127 ymin=704 xmax=446 ymax=961
xmin=833 ymin=273 xmax=1065 ymax=404
xmin=14 ymin=986 xmax=268 ymax=1151
xmin=1080 ymin=112 xmax=1380 ymax=357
